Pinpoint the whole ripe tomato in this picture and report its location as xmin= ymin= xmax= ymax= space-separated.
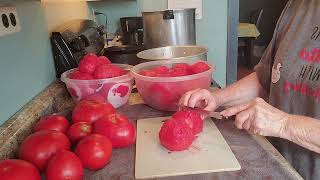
xmin=19 ymin=130 xmax=71 ymax=171
xmin=67 ymin=122 xmax=92 ymax=143
xmin=72 ymin=100 xmax=116 ymax=124
xmin=34 ymin=114 xmax=70 ymax=134
xmin=46 ymin=150 xmax=83 ymax=180
xmin=75 ymin=134 xmax=112 ymax=170
xmin=94 ymin=114 xmax=136 ymax=148
xmin=0 ymin=159 xmax=41 ymax=180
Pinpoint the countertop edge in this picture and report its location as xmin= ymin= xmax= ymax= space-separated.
xmin=252 ymin=135 xmax=303 ymax=180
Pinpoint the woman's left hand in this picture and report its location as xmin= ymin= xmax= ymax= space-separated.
xmin=220 ymin=98 xmax=289 ymax=137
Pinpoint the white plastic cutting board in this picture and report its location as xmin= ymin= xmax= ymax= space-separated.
xmin=135 ymin=117 xmax=241 ymax=179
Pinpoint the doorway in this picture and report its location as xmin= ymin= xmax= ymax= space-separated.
xmin=236 ymin=0 xmax=288 ymax=80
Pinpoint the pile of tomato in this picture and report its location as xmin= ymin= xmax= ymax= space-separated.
xmin=0 ymin=95 xmax=135 ymax=180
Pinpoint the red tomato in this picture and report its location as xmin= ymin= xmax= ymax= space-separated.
xmin=75 ymin=134 xmax=112 ymax=170
xmin=147 ymin=83 xmax=179 ymax=110
xmin=172 ymin=63 xmax=191 ymax=73
xmin=46 ymin=150 xmax=83 ymax=180
xmin=34 ymin=114 xmax=70 ymax=134
xmin=152 ymin=66 xmax=170 ymax=75
xmin=93 ymin=114 xmax=136 ymax=148
xmin=94 ymin=64 xmax=124 ymax=79
xmin=69 ymin=70 xmax=94 ymax=80
xmin=0 ymin=159 xmax=41 ymax=180
xmin=79 ymin=53 xmax=98 ymax=74
xmin=190 ymin=61 xmax=210 ymax=74
xmin=82 ymin=94 xmax=106 ymax=103
xmin=67 ymin=122 xmax=92 ymax=143
xmin=72 ymin=100 xmax=116 ymax=124
xmin=138 ymin=70 xmax=157 ymax=77
xmin=172 ymin=109 xmax=203 ymax=135
xmin=97 ymin=56 xmax=111 ymax=66
xmin=19 ymin=130 xmax=71 ymax=171
xmin=159 ymin=118 xmax=195 ymax=151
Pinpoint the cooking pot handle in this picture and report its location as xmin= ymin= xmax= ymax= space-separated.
xmin=163 ymin=10 xmax=174 ymax=20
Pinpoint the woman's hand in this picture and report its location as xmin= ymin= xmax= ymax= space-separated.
xmin=179 ymin=89 xmax=221 ymax=111
xmin=221 ymin=97 xmax=289 ymax=137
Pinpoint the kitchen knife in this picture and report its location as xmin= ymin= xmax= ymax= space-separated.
xmin=177 ymin=105 xmax=224 ymax=120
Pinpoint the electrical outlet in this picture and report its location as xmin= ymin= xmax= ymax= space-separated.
xmin=0 ymin=5 xmax=21 ymax=37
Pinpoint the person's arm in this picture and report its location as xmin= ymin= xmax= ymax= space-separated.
xmin=179 ymin=72 xmax=267 ymax=111
xmin=281 ymin=115 xmax=320 ymax=154
xmin=220 ymin=98 xmax=320 ymax=154
xmin=214 ymin=72 xmax=267 ymax=108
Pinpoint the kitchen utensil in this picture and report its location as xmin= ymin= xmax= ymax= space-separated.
xmin=177 ymin=105 xmax=224 ymax=120
xmin=130 ymin=59 xmax=214 ymax=111
xmin=51 ymin=19 xmax=106 ymax=77
xmin=143 ymin=9 xmax=196 ymax=49
xmin=135 ymin=117 xmax=241 ymax=179
xmin=137 ymin=45 xmax=207 ymax=62
xmin=120 ymin=17 xmax=143 ymax=46
xmin=60 ymin=64 xmax=134 ymax=108
xmin=104 ymin=45 xmax=145 ymax=66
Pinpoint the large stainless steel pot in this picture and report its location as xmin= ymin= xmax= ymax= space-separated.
xmin=142 ymin=9 xmax=196 ymax=49
xmin=137 ymin=45 xmax=207 ymax=62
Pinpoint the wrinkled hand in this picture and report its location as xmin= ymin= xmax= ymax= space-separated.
xmin=179 ymin=89 xmax=221 ymax=111
xmin=220 ymin=98 xmax=289 ymax=137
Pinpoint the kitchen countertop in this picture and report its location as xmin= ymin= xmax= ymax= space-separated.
xmin=0 ymin=80 xmax=303 ymax=180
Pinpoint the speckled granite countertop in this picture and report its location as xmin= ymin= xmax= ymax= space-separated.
xmin=0 ymin=81 xmax=75 ymax=159
xmin=0 ymin=80 xmax=303 ymax=180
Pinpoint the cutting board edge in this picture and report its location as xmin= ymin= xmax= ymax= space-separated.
xmin=135 ymin=116 xmax=242 ymax=179
xmin=135 ymin=164 xmax=242 ymax=179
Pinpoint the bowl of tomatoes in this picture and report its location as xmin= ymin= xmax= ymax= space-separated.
xmin=131 ymin=59 xmax=215 ymax=111
xmin=61 ymin=54 xmax=134 ymax=108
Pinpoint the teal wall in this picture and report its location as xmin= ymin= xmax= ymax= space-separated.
xmin=90 ymin=0 xmax=228 ymax=86
xmin=88 ymin=1 xmax=139 ymax=34
xmin=195 ymin=0 xmax=228 ymax=86
xmin=138 ymin=0 xmax=167 ymax=11
xmin=0 ymin=1 xmax=56 ymax=124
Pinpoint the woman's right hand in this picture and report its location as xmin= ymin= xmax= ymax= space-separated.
xmin=179 ymin=89 xmax=221 ymax=112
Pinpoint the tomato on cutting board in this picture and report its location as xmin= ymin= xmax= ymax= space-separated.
xmin=46 ymin=150 xmax=83 ymax=180
xmin=0 ymin=159 xmax=41 ymax=180
xmin=75 ymin=134 xmax=112 ymax=170
xmin=19 ymin=130 xmax=71 ymax=171
xmin=172 ymin=109 xmax=203 ymax=135
xmin=34 ymin=114 xmax=70 ymax=134
xmin=159 ymin=118 xmax=195 ymax=151
xmin=94 ymin=114 xmax=136 ymax=148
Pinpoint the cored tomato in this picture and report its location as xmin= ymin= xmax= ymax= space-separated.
xmin=75 ymin=134 xmax=112 ymax=170
xmin=67 ymin=122 xmax=92 ymax=143
xmin=159 ymin=118 xmax=195 ymax=151
xmin=46 ymin=150 xmax=83 ymax=180
xmin=172 ymin=109 xmax=203 ymax=135
xmin=93 ymin=114 xmax=136 ymax=148
xmin=19 ymin=130 xmax=71 ymax=171
xmin=0 ymin=159 xmax=41 ymax=180
xmin=72 ymin=100 xmax=116 ymax=124
xmin=34 ymin=114 xmax=69 ymax=134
